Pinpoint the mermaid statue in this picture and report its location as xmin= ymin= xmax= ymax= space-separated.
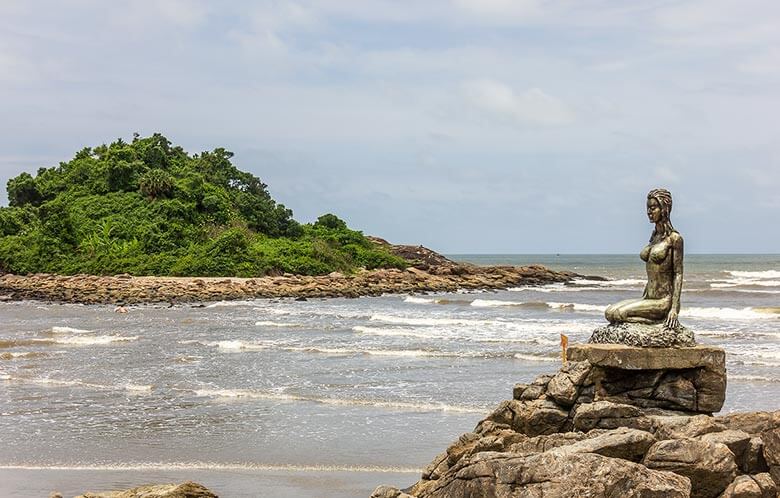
xmin=591 ymin=188 xmax=695 ymax=347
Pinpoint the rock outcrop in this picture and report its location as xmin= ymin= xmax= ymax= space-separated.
xmin=373 ymin=344 xmax=778 ymax=498
xmin=74 ymin=481 xmax=217 ymax=498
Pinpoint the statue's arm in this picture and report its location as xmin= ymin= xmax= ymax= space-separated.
xmin=664 ymin=234 xmax=684 ymax=329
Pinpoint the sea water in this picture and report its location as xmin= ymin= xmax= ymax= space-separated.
xmin=0 ymin=254 xmax=778 ymax=497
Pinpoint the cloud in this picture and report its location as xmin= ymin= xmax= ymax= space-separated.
xmin=462 ymin=79 xmax=575 ymax=126
xmin=451 ymin=0 xmax=542 ymax=22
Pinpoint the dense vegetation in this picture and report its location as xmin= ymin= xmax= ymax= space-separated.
xmin=0 ymin=134 xmax=405 ymax=276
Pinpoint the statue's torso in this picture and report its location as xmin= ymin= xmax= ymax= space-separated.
xmin=640 ymin=237 xmax=675 ymax=299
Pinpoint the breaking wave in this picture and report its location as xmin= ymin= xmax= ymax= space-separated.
xmin=682 ymin=307 xmax=780 ymax=321
xmin=192 ymin=388 xmax=487 ymax=413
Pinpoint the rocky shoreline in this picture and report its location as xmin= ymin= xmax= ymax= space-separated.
xmin=0 ymin=243 xmax=587 ymax=304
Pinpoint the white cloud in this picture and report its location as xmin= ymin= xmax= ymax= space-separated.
xmin=462 ymin=79 xmax=575 ymax=126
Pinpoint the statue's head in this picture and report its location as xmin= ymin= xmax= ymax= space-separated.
xmin=647 ymin=188 xmax=675 ymax=238
xmin=647 ymin=188 xmax=672 ymax=222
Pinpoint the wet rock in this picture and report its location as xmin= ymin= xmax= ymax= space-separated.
xmin=75 ymin=481 xmax=217 ymax=498
xmin=417 ymin=451 xmax=691 ymax=498
xmin=643 ymin=439 xmax=737 ymax=498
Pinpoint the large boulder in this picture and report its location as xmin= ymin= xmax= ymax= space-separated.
xmin=549 ymin=427 xmax=657 ymax=462
xmin=762 ymin=428 xmax=780 ymax=487
xmin=76 ymin=482 xmax=217 ymax=498
xmin=655 ymin=414 xmax=728 ymax=440
xmin=416 ymin=451 xmax=691 ymax=498
xmin=718 ymin=411 xmax=780 ymax=436
xmin=572 ymin=401 xmax=654 ymax=432
xmin=718 ymin=473 xmax=777 ymax=498
xmin=698 ymin=430 xmax=751 ymax=471
xmin=545 ymin=361 xmax=592 ymax=407
xmin=643 ymin=439 xmax=737 ymax=498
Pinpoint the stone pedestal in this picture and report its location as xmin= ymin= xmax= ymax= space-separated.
xmin=568 ymin=344 xmax=726 ymax=414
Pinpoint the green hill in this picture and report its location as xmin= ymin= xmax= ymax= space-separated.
xmin=0 ymin=134 xmax=405 ymax=276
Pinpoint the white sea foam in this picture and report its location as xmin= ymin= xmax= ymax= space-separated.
xmin=513 ymin=353 xmax=559 ymax=363
xmin=0 ymin=462 xmax=423 ymax=473
xmin=254 ymin=320 xmax=299 ymax=327
xmin=51 ymin=326 xmax=92 ymax=334
xmin=730 ymin=375 xmax=780 ymax=383
xmin=470 ymin=299 xmax=521 ymax=307
xmin=6 ymin=376 xmax=153 ymax=392
xmin=682 ymin=307 xmax=780 ymax=321
xmin=353 ymin=325 xmax=447 ymax=339
xmin=572 ymin=278 xmax=646 ymax=287
xmin=51 ymin=335 xmax=139 ymax=346
xmin=712 ymin=280 xmax=780 ymax=288
xmin=403 ymin=296 xmax=436 ymax=304
xmin=193 ymin=388 xmax=486 ymax=413
xmin=204 ymin=340 xmax=271 ymax=351
xmin=205 ymin=300 xmax=258 ymax=308
xmin=369 ymin=313 xmax=488 ymax=327
xmin=726 ymin=270 xmax=780 ymax=279
xmin=546 ymin=302 xmax=608 ymax=313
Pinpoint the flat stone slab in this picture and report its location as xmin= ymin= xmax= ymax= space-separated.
xmin=568 ymin=344 xmax=725 ymax=371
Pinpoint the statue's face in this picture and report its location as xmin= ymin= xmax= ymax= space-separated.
xmin=647 ymin=197 xmax=662 ymax=223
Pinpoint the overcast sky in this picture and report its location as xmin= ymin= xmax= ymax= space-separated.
xmin=1 ymin=1 xmax=779 ymax=253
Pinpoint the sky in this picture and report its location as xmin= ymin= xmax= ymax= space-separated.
xmin=1 ymin=1 xmax=779 ymax=253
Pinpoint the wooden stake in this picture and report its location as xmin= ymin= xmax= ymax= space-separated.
xmin=560 ymin=334 xmax=568 ymax=365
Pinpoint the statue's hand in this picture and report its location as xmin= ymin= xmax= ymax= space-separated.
xmin=664 ymin=310 xmax=679 ymax=330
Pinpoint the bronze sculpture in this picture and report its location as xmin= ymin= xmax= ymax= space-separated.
xmin=591 ymin=189 xmax=694 ymax=347
xmin=605 ymin=188 xmax=683 ymax=329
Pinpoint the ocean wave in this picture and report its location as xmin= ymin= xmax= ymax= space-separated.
xmin=184 ymin=340 xmax=272 ymax=351
xmin=285 ymin=346 xmax=518 ymax=359
xmin=369 ymin=313 xmax=488 ymax=327
xmin=0 ymin=462 xmax=423 ymax=473
xmin=711 ymin=280 xmax=780 ymax=288
xmin=403 ymin=296 xmax=436 ymax=304
xmin=572 ymin=278 xmax=646 ymax=287
xmin=0 ymin=351 xmax=61 ymax=360
xmin=192 ymin=388 xmax=486 ymax=413
xmin=726 ymin=270 xmax=780 ymax=279
xmin=4 ymin=376 xmax=152 ymax=392
xmin=682 ymin=307 xmax=780 ymax=321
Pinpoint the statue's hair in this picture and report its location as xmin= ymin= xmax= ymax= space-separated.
xmin=647 ymin=188 xmax=675 ymax=241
